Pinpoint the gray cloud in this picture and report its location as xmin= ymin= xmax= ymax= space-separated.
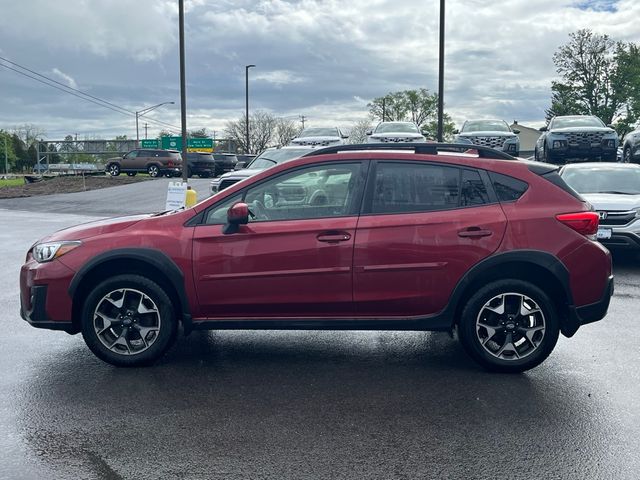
xmin=0 ymin=0 xmax=638 ymax=139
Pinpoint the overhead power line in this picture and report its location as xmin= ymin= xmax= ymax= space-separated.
xmin=0 ymin=55 xmax=181 ymax=132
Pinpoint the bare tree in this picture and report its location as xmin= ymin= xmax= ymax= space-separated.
xmin=275 ymin=118 xmax=302 ymax=146
xmin=13 ymin=123 xmax=45 ymax=147
xmin=225 ymin=111 xmax=279 ymax=154
xmin=348 ymin=117 xmax=373 ymax=144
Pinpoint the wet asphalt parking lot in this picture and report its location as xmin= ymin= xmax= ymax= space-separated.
xmin=1 ymin=179 xmax=639 ymax=479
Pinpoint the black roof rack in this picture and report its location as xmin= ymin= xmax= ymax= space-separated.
xmin=302 ymin=143 xmax=517 ymax=160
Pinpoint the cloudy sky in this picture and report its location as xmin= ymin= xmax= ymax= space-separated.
xmin=0 ymin=0 xmax=638 ymax=140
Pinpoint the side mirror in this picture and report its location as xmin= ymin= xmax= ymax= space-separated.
xmin=342 ymin=135 xmax=349 ymax=139
xmin=223 ymin=202 xmax=249 ymax=234
xmin=365 ymin=130 xmax=372 ymax=136
xmin=453 ymin=129 xmax=460 ymax=135
xmin=512 ymin=129 xmax=521 ymax=134
xmin=607 ymin=124 xmax=615 ymax=129
xmin=539 ymin=126 xmax=548 ymax=132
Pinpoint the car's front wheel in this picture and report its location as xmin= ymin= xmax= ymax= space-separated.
xmin=458 ymin=279 xmax=560 ymax=373
xmin=81 ymin=274 xmax=177 ymax=367
xmin=623 ymin=146 xmax=632 ymax=163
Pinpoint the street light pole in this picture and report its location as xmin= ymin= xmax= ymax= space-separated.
xmin=437 ymin=0 xmax=445 ymax=142
xmin=179 ymin=0 xmax=189 ymax=183
xmin=245 ymin=64 xmax=255 ymax=154
xmin=136 ymin=101 xmax=175 ymax=147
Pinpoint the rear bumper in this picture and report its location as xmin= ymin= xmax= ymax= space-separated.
xmin=565 ymin=275 xmax=614 ymax=336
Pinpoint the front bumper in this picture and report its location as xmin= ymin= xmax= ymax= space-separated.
xmin=20 ymin=258 xmax=77 ymax=333
xmin=600 ymin=232 xmax=640 ymax=250
xmin=20 ymin=285 xmax=76 ymax=333
xmin=549 ymin=143 xmax=617 ymax=160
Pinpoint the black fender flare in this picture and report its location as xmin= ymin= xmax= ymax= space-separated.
xmin=68 ymin=248 xmax=192 ymax=331
xmin=441 ymin=250 xmax=575 ymax=334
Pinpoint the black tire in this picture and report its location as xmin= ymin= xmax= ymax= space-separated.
xmin=147 ymin=164 xmax=160 ymax=177
xmin=127 ymin=172 xmax=137 ymax=177
xmin=458 ymin=279 xmax=560 ymax=373
xmin=534 ymin=147 xmax=539 ymax=161
xmin=623 ymin=146 xmax=632 ymax=163
xmin=81 ymin=274 xmax=177 ymax=367
xmin=198 ymin=171 xmax=211 ymax=178
xmin=107 ymin=163 xmax=120 ymax=177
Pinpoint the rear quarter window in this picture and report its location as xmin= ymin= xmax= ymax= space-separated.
xmin=489 ymin=172 xmax=528 ymax=202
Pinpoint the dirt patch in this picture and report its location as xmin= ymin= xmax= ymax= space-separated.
xmin=0 ymin=175 xmax=152 ymax=199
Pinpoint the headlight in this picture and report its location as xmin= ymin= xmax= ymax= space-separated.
xmin=552 ymin=140 xmax=568 ymax=149
xmin=32 ymin=241 xmax=82 ymax=263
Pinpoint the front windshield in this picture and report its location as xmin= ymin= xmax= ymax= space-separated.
xmin=562 ymin=168 xmax=640 ymax=194
xmin=552 ymin=117 xmax=605 ymax=129
xmin=299 ymin=128 xmax=338 ymax=137
xmin=247 ymin=148 xmax=313 ymax=169
xmin=462 ymin=120 xmax=510 ymax=133
xmin=374 ymin=122 xmax=419 ymax=134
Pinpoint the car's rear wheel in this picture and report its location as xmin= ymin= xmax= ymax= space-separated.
xmin=127 ymin=172 xmax=137 ymax=177
xmin=458 ymin=279 xmax=559 ymax=373
xmin=199 ymin=171 xmax=211 ymax=178
xmin=147 ymin=165 xmax=160 ymax=177
xmin=81 ymin=274 xmax=177 ymax=367
xmin=107 ymin=163 xmax=120 ymax=176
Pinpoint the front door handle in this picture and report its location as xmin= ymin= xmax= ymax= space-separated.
xmin=458 ymin=227 xmax=492 ymax=238
xmin=317 ymin=231 xmax=352 ymax=243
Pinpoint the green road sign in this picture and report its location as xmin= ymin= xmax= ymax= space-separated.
xmin=140 ymin=139 xmax=159 ymax=148
xmin=161 ymin=136 xmax=182 ymax=150
xmin=161 ymin=136 xmax=214 ymax=152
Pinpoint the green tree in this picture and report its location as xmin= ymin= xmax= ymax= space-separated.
xmin=0 ymin=130 xmax=18 ymax=173
xmin=368 ymin=89 xmax=448 ymax=136
xmin=188 ymin=128 xmax=208 ymax=138
xmin=547 ymin=29 xmax=640 ymax=134
xmin=421 ymin=113 xmax=457 ymax=141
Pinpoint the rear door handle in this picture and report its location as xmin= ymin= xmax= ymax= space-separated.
xmin=317 ymin=231 xmax=352 ymax=243
xmin=458 ymin=227 xmax=492 ymax=238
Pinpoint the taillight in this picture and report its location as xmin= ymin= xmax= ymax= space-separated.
xmin=556 ymin=212 xmax=599 ymax=239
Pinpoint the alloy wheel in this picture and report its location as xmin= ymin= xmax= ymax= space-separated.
xmin=148 ymin=165 xmax=159 ymax=177
xmin=475 ymin=292 xmax=546 ymax=361
xmin=93 ymin=288 xmax=161 ymax=356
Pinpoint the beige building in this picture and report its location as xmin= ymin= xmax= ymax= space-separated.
xmin=510 ymin=121 xmax=541 ymax=158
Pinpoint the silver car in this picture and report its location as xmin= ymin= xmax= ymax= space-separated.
xmin=289 ymin=127 xmax=347 ymax=147
xmin=210 ymin=146 xmax=317 ymax=195
xmin=366 ymin=121 xmax=426 ymax=143
xmin=560 ymin=162 xmax=640 ymax=250
xmin=454 ymin=119 xmax=520 ymax=156
xmin=621 ymin=124 xmax=640 ymax=164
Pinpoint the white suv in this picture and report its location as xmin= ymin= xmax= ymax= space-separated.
xmin=366 ymin=122 xmax=426 ymax=143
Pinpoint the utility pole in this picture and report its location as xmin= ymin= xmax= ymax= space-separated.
xmin=245 ymin=64 xmax=255 ymax=154
xmin=179 ymin=0 xmax=188 ymax=183
xmin=4 ymin=135 xmax=7 ymax=175
xmin=299 ymin=115 xmax=307 ymax=129
xmin=382 ymin=98 xmax=386 ymax=122
xmin=144 ymin=123 xmax=148 ymax=140
xmin=437 ymin=0 xmax=445 ymax=142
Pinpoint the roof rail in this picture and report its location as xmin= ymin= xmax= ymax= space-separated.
xmin=301 ymin=143 xmax=517 ymax=160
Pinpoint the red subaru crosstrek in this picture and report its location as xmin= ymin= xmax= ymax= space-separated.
xmin=20 ymin=144 xmax=613 ymax=372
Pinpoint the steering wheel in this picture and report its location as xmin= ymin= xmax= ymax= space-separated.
xmin=249 ymin=200 xmax=269 ymax=220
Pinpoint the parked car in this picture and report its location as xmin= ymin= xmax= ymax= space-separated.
xmin=455 ymin=119 xmax=520 ymax=156
xmin=21 ymin=143 xmax=612 ymax=372
xmin=211 ymin=146 xmax=316 ymax=194
xmin=289 ymin=127 xmax=347 ymax=147
xmin=234 ymin=154 xmax=257 ymax=170
xmin=534 ymin=115 xmax=618 ymax=164
xmin=560 ymin=162 xmax=640 ymax=250
xmin=621 ymin=124 xmax=640 ymax=164
xmin=366 ymin=121 xmax=426 ymax=143
xmin=212 ymin=153 xmax=238 ymax=176
xmin=185 ymin=152 xmax=216 ymax=178
xmin=105 ymin=149 xmax=182 ymax=177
